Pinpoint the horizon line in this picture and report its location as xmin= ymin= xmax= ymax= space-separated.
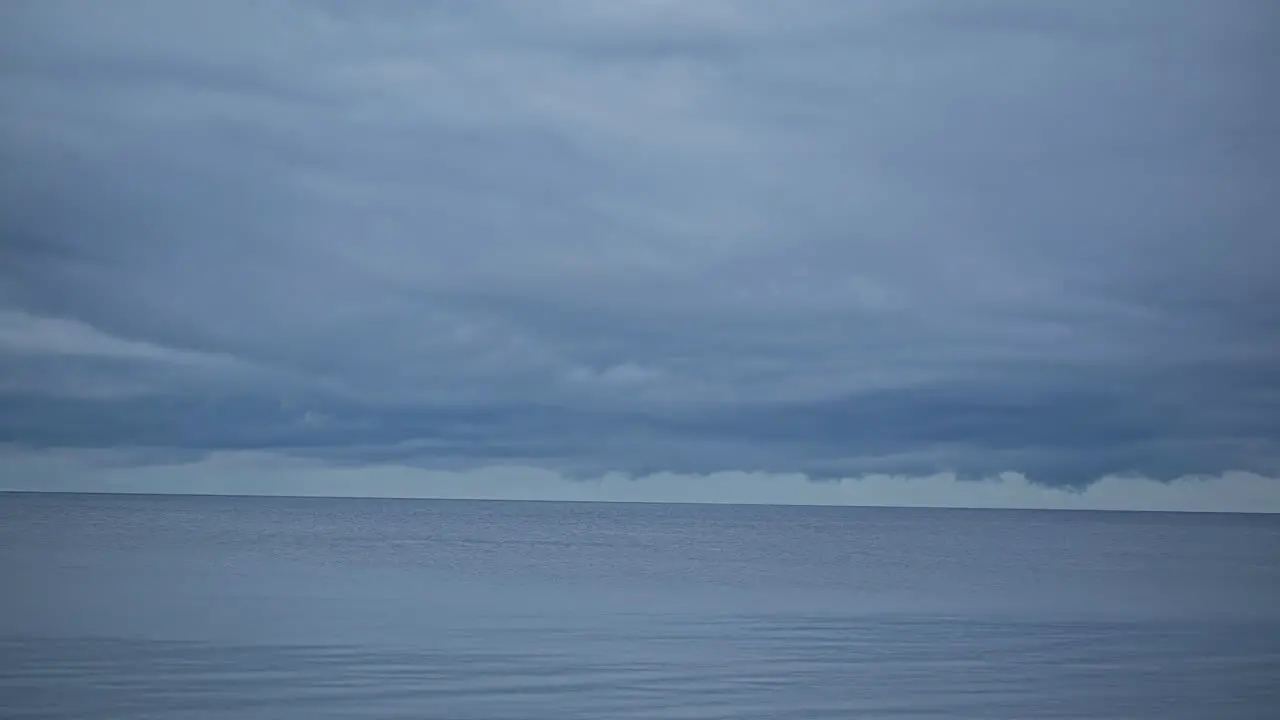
xmin=4 ymin=488 xmax=1277 ymax=516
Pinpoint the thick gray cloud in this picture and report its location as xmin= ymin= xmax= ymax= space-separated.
xmin=1 ymin=0 xmax=1278 ymax=500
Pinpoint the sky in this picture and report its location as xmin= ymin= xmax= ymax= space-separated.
xmin=2 ymin=1 xmax=1278 ymax=511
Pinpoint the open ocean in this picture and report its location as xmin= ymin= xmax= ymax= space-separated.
xmin=1 ymin=492 xmax=1278 ymax=719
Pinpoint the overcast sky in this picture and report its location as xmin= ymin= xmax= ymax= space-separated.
xmin=2 ymin=1 xmax=1278 ymax=511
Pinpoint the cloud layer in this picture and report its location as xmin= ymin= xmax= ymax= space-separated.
xmin=1 ymin=1 xmax=1277 ymax=508
xmin=6 ymin=447 xmax=1280 ymax=514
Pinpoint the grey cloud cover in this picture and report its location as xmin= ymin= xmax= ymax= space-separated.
xmin=1 ymin=0 xmax=1278 ymax=508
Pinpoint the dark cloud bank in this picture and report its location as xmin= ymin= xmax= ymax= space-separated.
xmin=2 ymin=1 xmax=1278 ymax=510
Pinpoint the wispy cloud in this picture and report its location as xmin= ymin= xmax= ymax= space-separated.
xmin=0 ymin=310 xmax=240 ymax=367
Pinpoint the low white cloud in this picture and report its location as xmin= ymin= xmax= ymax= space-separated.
xmin=4 ymin=446 xmax=1277 ymax=514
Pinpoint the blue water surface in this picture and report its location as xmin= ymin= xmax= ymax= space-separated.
xmin=2 ymin=493 xmax=1277 ymax=718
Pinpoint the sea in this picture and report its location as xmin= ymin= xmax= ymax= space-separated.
xmin=1 ymin=492 xmax=1277 ymax=719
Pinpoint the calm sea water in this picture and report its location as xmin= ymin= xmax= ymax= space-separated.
xmin=1 ymin=492 xmax=1278 ymax=719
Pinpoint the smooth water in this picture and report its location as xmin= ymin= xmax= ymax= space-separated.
xmin=1 ymin=493 xmax=1278 ymax=719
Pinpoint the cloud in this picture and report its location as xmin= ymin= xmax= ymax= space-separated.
xmin=0 ymin=309 xmax=329 ymax=399
xmin=0 ymin=309 xmax=239 ymax=367
xmin=1 ymin=0 xmax=1277 ymax=505
xmin=4 ymin=446 xmax=1278 ymax=514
